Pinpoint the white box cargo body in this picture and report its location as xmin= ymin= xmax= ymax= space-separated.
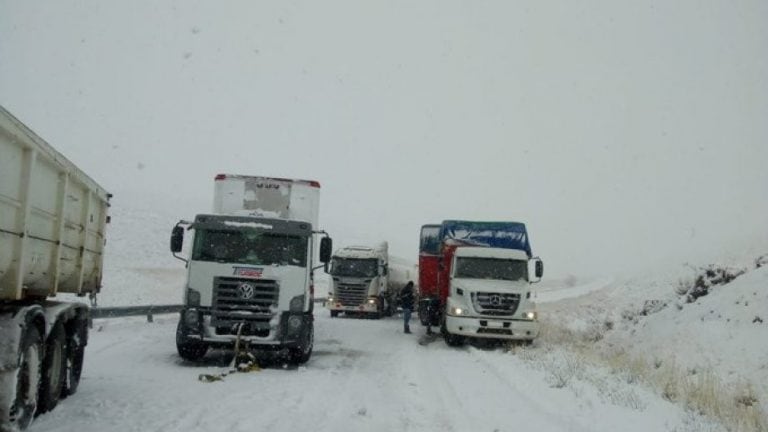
xmin=213 ymin=174 xmax=320 ymax=228
xmin=0 ymin=106 xmax=110 ymax=301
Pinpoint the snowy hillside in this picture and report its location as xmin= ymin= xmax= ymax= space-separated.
xmin=540 ymin=259 xmax=768 ymax=430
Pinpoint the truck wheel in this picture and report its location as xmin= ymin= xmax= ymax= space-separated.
xmin=288 ymin=322 xmax=313 ymax=365
xmin=444 ymin=332 xmax=465 ymax=347
xmin=38 ymin=322 xmax=67 ymax=413
xmin=330 ymin=310 xmax=339 ymax=318
xmin=5 ymin=324 xmax=43 ymax=430
xmin=385 ymin=300 xmax=395 ymax=317
xmin=441 ymin=318 xmax=464 ymax=347
xmin=62 ymin=318 xmax=87 ymax=397
xmin=175 ymin=321 xmax=208 ymax=361
xmin=418 ymin=308 xmax=429 ymax=326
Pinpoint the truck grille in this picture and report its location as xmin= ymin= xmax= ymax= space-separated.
xmin=334 ymin=282 xmax=368 ymax=306
xmin=471 ymin=292 xmax=520 ymax=316
xmin=212 ymin=277 xmax=279 ymax=336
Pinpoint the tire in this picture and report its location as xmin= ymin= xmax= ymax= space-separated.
xmin=444 ymin=332 xmax=465 ymax=347
xmin=330 ymin=310 xmax=339 ymax=318
xmin=4 ymin=324 xmax=43 ymax=430
xmin=441 ymin=316 xmax=464 ymax=347
xmin=288 ymin=321 xmax=313 ymax=365
xmin=175 ymin=321 xmax=208 ymax=361
xmin=62 ymin=318 xmax=87 ymax=397
xmin=418 ymin=311 xmax=429 ymax=326
xmin=38 ymin=322 xmax=66 ymax=414
xmin=385 ymin=300 xmax=395 ymax=317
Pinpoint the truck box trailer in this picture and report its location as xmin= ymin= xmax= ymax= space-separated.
xmin=0 ymin=105 xmax=111 ymax=430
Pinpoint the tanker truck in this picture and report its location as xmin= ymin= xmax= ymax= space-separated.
xmin=0 ymin=106 xmax=111 ymax=430
xmin=326 ymin=242 xmax=396 ymax=319
xmin=170 ymin=174 xmax=332 ymax=364
xmin=418 ymin=220 xmax=543 ymax=346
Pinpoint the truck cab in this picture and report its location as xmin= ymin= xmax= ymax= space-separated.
xmin=171 ymin=175 xmax=332 ymax=364
xmin=418 ymin=220 xmax=543 ymax=346
xmin=443 ymin=246 xmax=541 ymax=345
xmin=326 ymin=243 xmax=393 ymax=318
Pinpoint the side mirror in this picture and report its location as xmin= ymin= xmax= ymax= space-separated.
xmin=381 ymin=264 xmax=388 ymax=276
xmin=170 ymin=226 xmax=185 ymax=253
xmin=535 ymin=259 xmax=544 ymax=279
xmin=320 ymin=237 xmax=332 ymax=263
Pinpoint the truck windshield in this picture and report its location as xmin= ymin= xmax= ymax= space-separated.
xmin=330 ymin=258 xmax=378 ymax=278
xmin=454 ymin=257 xmax=527 ymax=281
xmin=191 ymin=229 xmax=308 ymax=267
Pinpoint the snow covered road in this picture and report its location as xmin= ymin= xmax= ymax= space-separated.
xmin=27 ymin=310 xmax=692 ymax=432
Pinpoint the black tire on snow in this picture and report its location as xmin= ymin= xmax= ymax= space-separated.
xmin=330 ymin=310 xmax=339 ymax=318
xmin=62 ymin=318 xmax=87 ymax=398
xmin=38 ymin=322 xmax=67 ymax=414
xmin=175 ymin=321 xmax=208 ymax=361
xmin=288 ymin=322 xmax=313 ymax=365
xmin=444 ymin=332 xmax=465 ymax=347
xmin=441 ymin=317 xmax=465 ymax=347
xmin=4 ymin=324 xmax=43 ymax=430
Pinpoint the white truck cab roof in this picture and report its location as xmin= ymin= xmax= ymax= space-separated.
xmin=453 ymin=247 xmax=529 ymax=261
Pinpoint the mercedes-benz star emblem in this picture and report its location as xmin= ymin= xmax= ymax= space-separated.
xmin=237 ymin=283 xmax=255 ymax=300
xmin=489 ymin=295 xmax=502 ymax=307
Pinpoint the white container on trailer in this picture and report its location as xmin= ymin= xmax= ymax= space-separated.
xmin=0 ymin=105 xmax=110 ymax=430
xmin=213 ymin=174 xmax=319 ymax=227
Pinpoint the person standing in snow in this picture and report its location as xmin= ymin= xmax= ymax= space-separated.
xmin=399 ymin=281 xmax=415 ymax=334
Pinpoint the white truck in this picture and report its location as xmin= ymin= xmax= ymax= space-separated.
xmin=326 ymin=243 xmax=395 ymax=318
xmin=170 ymin=174 xmax=332 ymax=364
xmin=0 ymin=106 xmax=111 ymax=430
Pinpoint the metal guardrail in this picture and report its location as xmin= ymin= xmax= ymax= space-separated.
xmin=91 ymin=298 xmax=329 ymax=322
xmin=90 ymin=304 xmax=184 ymax=322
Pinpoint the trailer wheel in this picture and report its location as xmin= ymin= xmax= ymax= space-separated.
xmin=385 ymin=299 xmax=395 ymax=317
xmin=5 ymin=324 xmax=43 ymax=430
xmin=38 ymin=322 xmax=66 ymax=414
xmin=330 ymin=310 xmax=339 ymax=318
xmin=62 ymin=318 xmax=87 ymax=397
xmin=288 ymin=322 xmax=313 ymax=365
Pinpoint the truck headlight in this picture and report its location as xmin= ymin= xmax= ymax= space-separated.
xmin=290 ymin=295 xmax=305 ymax=312
xmin=186 ymin=288 xmax=201 ymax=306
xmin=367 ymin=298 xmax=378 ymax=305
xmin=524 ymin=311 xmax=538 ymax=320
xmin=449 ymin=307 xmax=469 ymax=316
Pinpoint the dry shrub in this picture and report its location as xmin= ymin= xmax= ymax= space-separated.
xmin=527 ymin=319 xmax=768 ymax=431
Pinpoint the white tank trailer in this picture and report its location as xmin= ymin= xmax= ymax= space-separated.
xmin=326 ymin=243 xmax=414 ymax=319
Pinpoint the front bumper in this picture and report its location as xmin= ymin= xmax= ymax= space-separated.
xmin=445 ymin=315 xmax=540 ymax=340
xmin=177 ymin=307 xmax=311 ymax=350
xmin=326 ymin=300 xmax=378 ymax=313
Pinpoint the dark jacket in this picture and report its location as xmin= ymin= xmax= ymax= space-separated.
xmin=399 ymin=282 xmax=415 ymax=310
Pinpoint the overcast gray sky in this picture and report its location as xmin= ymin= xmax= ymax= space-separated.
xmin=1 ymin=1 xmax=766 ymax=278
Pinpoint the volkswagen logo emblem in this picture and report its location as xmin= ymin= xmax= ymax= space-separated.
xmin=237 ymin=283 xmax=256 ymax=300
xmin=489 ymin=295 xmax=503 ymax=307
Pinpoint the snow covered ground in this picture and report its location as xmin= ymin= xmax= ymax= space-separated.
xmin=30 ymin=311 xmax=699 ymax=432
xmin=37 ymin=206 xmax=766 ymax=431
